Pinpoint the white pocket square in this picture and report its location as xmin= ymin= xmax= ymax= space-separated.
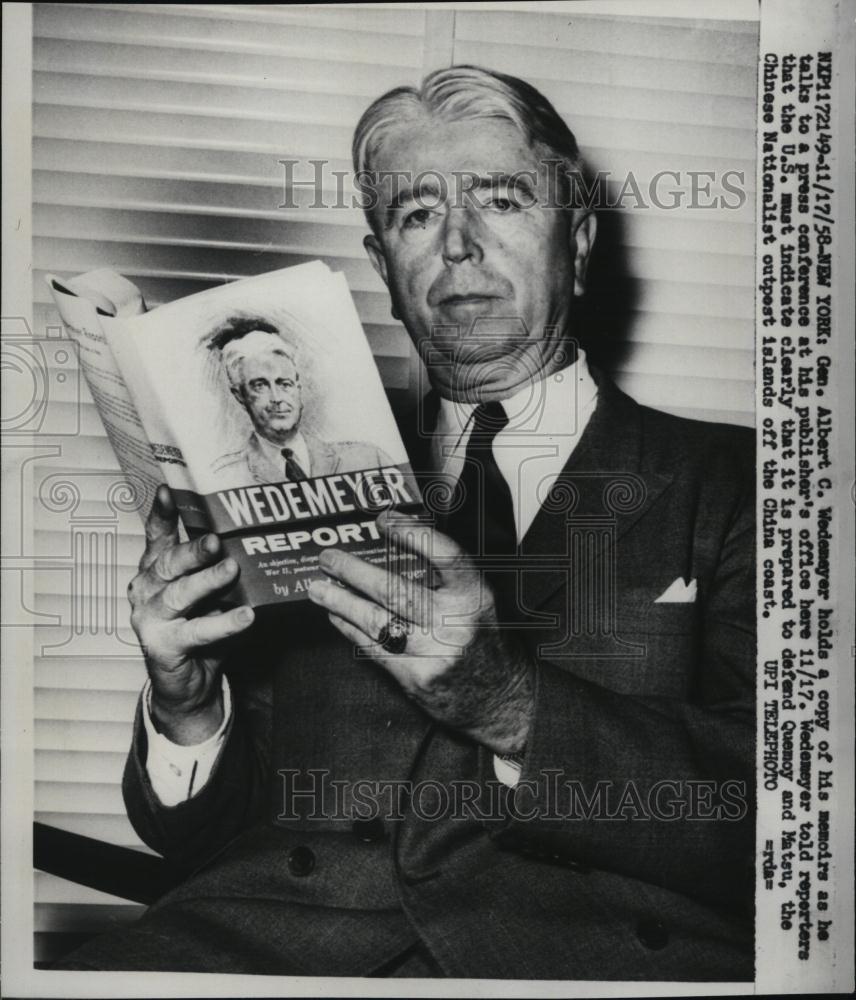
xmin=654 ymin=577 xmax=697 ymax=603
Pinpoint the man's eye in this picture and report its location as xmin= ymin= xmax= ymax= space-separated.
xmin=402 ymin=208 xmax=435 ymax=229
xmin=488 ymin=195 xmax=518 ymax=212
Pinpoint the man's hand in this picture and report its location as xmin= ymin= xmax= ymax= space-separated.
xmin=128 ymin=485 xmax=255 ymax=745
xmin=308 ymin=511 xmax=533 ymax=754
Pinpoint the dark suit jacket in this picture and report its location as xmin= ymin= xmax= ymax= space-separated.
xmin=122 ymin=374 xmax=755 ymax=980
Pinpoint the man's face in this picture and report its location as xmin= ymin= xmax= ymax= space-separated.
xmin=235 ymin=350 xmax=303 ymax=445
xmin=363 ymin=116 xmax=596 ymax=401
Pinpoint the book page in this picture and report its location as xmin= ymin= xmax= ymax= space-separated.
xmin=46 ymin=275 xmax=162 ymax=518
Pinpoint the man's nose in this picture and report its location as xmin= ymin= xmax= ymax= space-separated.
xmin=441 ymin=207 xmax=483 ymax=266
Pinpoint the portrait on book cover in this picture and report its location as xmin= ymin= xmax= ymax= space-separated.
xmin=109 ymin=269 xmax=412 ymax=496
xmin=207 ymin=314 xmax=394 ymax=487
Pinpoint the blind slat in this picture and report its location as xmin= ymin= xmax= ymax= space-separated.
xmin=36 ymin=661 xmax=144 ymax=692
xmin=33 ymin=169 xmax=367 ymax=227
xmin=34 ymin=204 xmax=374 ymax=256
xmin=37 ymin=781 xmax=127 ymax=815
xmin=36 ymin=871 xmax=143 ymax=906
xmin=35 ymin=901 xmax=145 ymax=933
xmin=56 ymin=3 xmax=427 ymax=36
xmin=455 ymin=11 xmax=759 ymax=65
xmin=36 ymin=720 xmax=137 ymax=754
xmin=454 ymin=35 xmax=756 ymax=98
xmin=603 ymin=312 xmax=753 ymax=351
xmin=34 ymin=238 xmax=388 ymax=296
xmin=34 ymin=105 xmax=357 ymax=159
xmin=36 ymin=750 xmax=135 ymax=786
xmin=35 ymin=37 xmax=421 ymax=94
xmin=604 ymin=343 xmax=753 ymax=382
xmin=34 ymin=72 xmax=389 ymax=129
xmin=35 ymin=4 xmax=425 ymax=67
xmin=34 ymin=138 xmax=337 ymax=189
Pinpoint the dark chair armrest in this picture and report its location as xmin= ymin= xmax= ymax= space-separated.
xmin=34 ymin=821 xmax=180 ymax=905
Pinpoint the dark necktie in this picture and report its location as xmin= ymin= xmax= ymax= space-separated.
xmin=443 ymin=401 xmax=518 ymax=558
xmin=281 ymin=448 xmax=307 ymax=481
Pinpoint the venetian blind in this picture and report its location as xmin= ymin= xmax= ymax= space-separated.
xmin=30 ymin=3 xmax=758 ymax=958
xmin=31 ymin=1 xmax=430 ymax=959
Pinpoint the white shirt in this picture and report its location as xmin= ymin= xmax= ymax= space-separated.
xmin=255 ymin=429 xmax=311 ymax=479
xmin=431 ymin=351 xmax=599 ymax=542
xmin=143 ymin=354 xmax=599 ymax=802
xmin=142 ymin=675 xmax=232 ymax=806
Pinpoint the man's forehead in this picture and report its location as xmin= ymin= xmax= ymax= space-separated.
xmin=242 ymin=350 xmax=297 ymax=375
xmin=370 ymin=116 xmax=542 ymax=186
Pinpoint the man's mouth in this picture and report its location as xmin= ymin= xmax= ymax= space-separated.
xmin=440 ymin=293 xmax=500 ymax=305
xmin=436 ymin=293 xmax=506 ymax=314
xmin=428 ymin=270 xmax=514 ymax=310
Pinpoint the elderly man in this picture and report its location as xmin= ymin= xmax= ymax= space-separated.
xmin=211 ymin=317 xmax=390 ymax=484
xmin=61 ymin=66 xmax=754 ymax=980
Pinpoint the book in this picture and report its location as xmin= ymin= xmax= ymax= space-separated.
xmin=47 ymin=262 xmax=423 ymax=608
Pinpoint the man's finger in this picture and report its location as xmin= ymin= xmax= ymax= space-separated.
xmin=327 ymin=610 xmax=373 ymax=650
xmin=376 ymin=510 xmax=478 ymax=586
xmin=149 ymin=532 xmax=221 ymax=586
xmin=316 ymin=549 xmax=430 ymax=625
xmin=160 ymin=558 xmax=240 ymax=618
xmin=140 ymin=485 xmax=180 ymax=570
xmin=326 ymin=612 xmax=417 ymax=691
xmin=179 ymin=605 xmax=255 ymax=650
xmin=308 ymin=579 xmax=391 ymax=642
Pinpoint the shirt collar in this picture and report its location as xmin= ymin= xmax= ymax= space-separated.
xmin=255 ymin=429 xmax=310 ymax=476
xmin=435 ymin=349 xmax=597 ymax=445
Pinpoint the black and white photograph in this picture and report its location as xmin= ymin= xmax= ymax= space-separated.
xmin=1 ymin=2 xmax=853 ymax=996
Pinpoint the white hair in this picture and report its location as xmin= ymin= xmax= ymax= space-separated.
xmin=221 ymin=331 xmax=299 ymax=390
xmin=352 ymin=64 xmax=585 ymax=233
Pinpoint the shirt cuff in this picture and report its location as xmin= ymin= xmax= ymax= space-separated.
xmin=142 ymin=676 xmax=233 ymax=807
xmin=493 ymin=752 xmax=523 ymax=788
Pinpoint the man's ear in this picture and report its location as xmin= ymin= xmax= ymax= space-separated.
xmin=364 ymin=233 xmax=400 ymax=321
xmin=364 ymin=233 xmax=389 ymax=288
xmin=571 ymin=211 xmax=597 ymax=297
xmin=229 ymin=384 xmax=243 ymax=406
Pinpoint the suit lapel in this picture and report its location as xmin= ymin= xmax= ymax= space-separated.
xmin=248 ymin=433 xmax=284 ymax=485
xmin=406 ymin=377 xmax=675 ymax=613
xmin=305 ymin=433 xmax=339 ymax=477
xmin=518 ymin=375 xmax=674 ymax=612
